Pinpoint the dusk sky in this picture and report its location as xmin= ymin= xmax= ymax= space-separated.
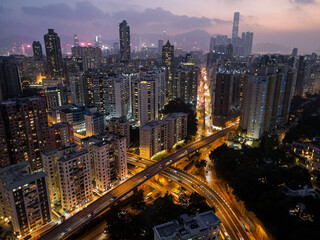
xmin=1 ymin=0 xmax=320 ymax=53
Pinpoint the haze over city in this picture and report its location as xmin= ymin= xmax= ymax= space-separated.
xmin=1 ymin=0 xmax=320 ymax=53
xmin=1 ymin=1 xmax=320 ymax=240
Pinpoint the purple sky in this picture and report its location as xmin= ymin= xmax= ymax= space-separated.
xmin=1 ymin=0 xmax=320 ymax=53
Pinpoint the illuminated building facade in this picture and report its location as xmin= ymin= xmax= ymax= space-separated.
xmin=163 ymin=112 xmax=188 ymax=149
xmin=105 ymin=76 xmax=131 ymax=119
xmin=48 ymin=122 xmax=74 ymax=150
xmin=240 ymin=65 xmax=295 ymax=140
xmin=85 ymin=112 xmax=105 ymax=136
xmin=109 ymin=116 xmax=130 ymax=147
xmin=162 ymin=40 xmax=174 ymax=100
xmin=41 ymin=144 xmax=79 ymax=204
xmin=0 ymin=97 xmax=50 ymax=171
xmin=81 ymin=132 xmax=127 ymax=190
xmin=119 ymin=20 xmax=131 ymax=63
xmin=44 ymin=29 xmax=64 ymax=79
xmin=71 ymin=46 xmax=102 ymax=71
xmin=140 ymin=120 xmax=168 ymax=159
xmin=57 ymin=149 xmax=92 ymax=211
xmin=0 ymin=162 xmax=52 ymax=238
xmin=131 ymin=76 xmax=159 ymax=126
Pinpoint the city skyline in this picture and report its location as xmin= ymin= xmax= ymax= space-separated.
xmin=0 ymin=0 xmax=320 ymax=53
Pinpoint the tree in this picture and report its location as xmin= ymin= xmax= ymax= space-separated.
xmin=187 ymin=192 xmax=212 ymax=215
xmin=162 ymin=98 xmax=198 ymax=139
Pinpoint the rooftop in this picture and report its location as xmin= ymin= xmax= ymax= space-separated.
xmin=58 ymin=150 xmax=88 ymax=163
xmin=140 ymin=120 xmax=168 ymax=130
xmin=153 ymin=211 xmax=220 ymax=240
xmin=163 ymin=112 xmax=188 ymax=121
xmin=0 ymin=162 xmax=47 ymax=191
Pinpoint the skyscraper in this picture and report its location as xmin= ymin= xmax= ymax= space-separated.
xmin=209 ymin=37 xmax=216 ymax=52
xmin=291 ymin=48 xmax=298 ymax=57
xmin=162 ymin=40 xmax=174 ymax=99
xmin=32 ymin=41 xmax=43 ymax=60
xmin=94 ymin=35 xmax=102 ymax=48
xmin=119 ymin=20 xmax=131 ymax=62
xmin=232 ymin=12 xmax=240 ymax=42
xmin=294 ymin=56 xmax=306 ymax=97
xmin=213 ymin=72 xmax=234 ymax=127
xmin=240 ymin=65 xmax=295 ymax=140
xmin=44 ymin=29 xmax=64 ymax=79
xmin=0 ymin=57 xmax=22 ymax=101
xmin=241 ymin=32 xmax=254 ymax=56
xmin=74 ymin=34 xmax=79 ymax=47
xmin=158 ymin=39 xmax=164 ymax=55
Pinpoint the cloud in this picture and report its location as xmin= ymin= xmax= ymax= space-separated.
xmin=21 ymin=1 xmax=106 ymax=20
xmin=0 ymin=4 xmax=12 ymax=14
xmin=112 ymin=7 xmax=228 ymax=32
xmin=290 ymin=0 xmax=315 ymax=4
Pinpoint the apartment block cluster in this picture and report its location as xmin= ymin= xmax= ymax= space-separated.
xmin=140 ymin=112 xmax=188 ymax=159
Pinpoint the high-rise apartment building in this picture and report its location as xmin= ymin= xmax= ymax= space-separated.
xmin=85 ymin=112 xmax=105 ymax=136
xmin=119 ymin=20 xmax=131 ymax=62
xmin=0 ymin=57 xmax=22 ymax=101
xmin=41 ymin=144 xmax=79 ymax=204
xmin=132 ymin=76 xmax=159 ymax=126
xmin=140 ymin=120 xmax=168 ymax=159
xmin=32 ymin=41 xmax=43 ymax=61
xmin=213 ymin=72 xmax=234 ymax=127
xmin=163 ymin=112 xmax=188 ymax=149
xmin=81 ymin=132 xmax=127 ymax=191
xmin=174 ymin=65 xmax=199 ymax=105
xmin=48 ymin=122 xmax=74 ymax=150
xmin=0 ymin=162 xmax=52 ymax=238
xmin=44 ymin=29 xmax=64 ymax=79
xmin=57 ymin=149 xmax=92 ymax=211
xmin=71 ymin=46 xmax=102 ymax=71
xmin=240 ymin=66 xmax=295 ymax=140
xmin=294 ymin=56 xmax=306 ymax=97
xmin=109 ymin=116 xmax=130 ymax=147
xmin=105 ymin=76 xmax=131 ymax=119
xmin=69 ymin=73 xmax=85 ymax=104
xmin=162 ymin=41 xmax=174 ymax=100
xmin=0 ymin=97 xmax=50 ymax=170
xmin=241 ymin=32 xmax=254 ymax=56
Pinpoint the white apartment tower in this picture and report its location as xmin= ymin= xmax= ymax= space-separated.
xmin=132 ymin=76 xmax=159 ymax=126
xmin=41 ymin=144 xmax=79 ymax=204
xmin=57 ymin=149 xmax=92 ymax=211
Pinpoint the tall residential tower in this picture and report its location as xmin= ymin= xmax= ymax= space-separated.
xmin=119 ymin=20 xmax=131 ymax=62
